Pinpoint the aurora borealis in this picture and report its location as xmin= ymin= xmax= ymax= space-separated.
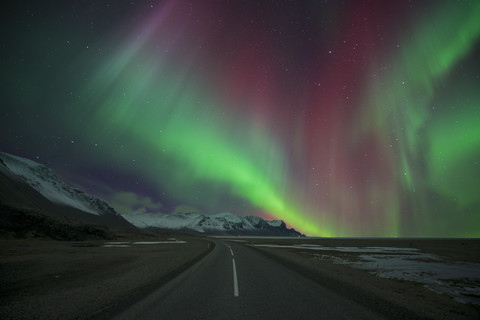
xmin=1 ymin=1 xmax=479 ymax=237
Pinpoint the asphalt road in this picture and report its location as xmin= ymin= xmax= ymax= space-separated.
xmin=113 ymin=240 xmax=387 ymax=320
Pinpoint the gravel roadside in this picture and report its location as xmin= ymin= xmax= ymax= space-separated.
xmin=0 ymin=236 xmax=213 ymax=319
xmin=247 ymin=238 xmax=480 ymax=320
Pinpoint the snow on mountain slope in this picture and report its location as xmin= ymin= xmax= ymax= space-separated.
xmin=122 ymin=211 xmax=303 ymax=236
xmin=0 ymin=152 xmax=117 ymax=216
xmin=267 ymin=220 xmax=284 ymax=228
xmin=123 ymin=212 xmax=205 ymax=231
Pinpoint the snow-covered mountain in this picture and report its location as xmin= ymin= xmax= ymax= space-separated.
xmin=0 ymin=152 xmax=117 ymax=216
xmin=122 ymin=211 xmax=303 ymax=237
xmin=0 ymin=151 xmax=301 ymax=237
xmin=0 ymin=152 xmax=133 ymax=239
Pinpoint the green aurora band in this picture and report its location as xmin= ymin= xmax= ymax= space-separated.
xmin=81 ymin=37 xmax=330 ymax=236
xmin=74 ymin=2 xmax=480 ymax=237
xmin=357 ymin=2 xmax=480 ymax=236
xmin=2 ymin=1 xmax=479 ymax=237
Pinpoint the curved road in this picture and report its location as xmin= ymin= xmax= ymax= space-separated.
xmin=114 ymin=240 xmax=386 ymax=319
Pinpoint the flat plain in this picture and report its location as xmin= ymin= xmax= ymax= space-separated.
xmin=1 ymin=236 xmax=479 ymax=319
xmin=248 ymin=237 xmax=480 ymax=320
xmin=0 ymin=235 xmax=211 ymax=319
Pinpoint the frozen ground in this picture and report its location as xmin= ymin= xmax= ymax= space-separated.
xmin=255 ymin=244 xmax=480 ymax=305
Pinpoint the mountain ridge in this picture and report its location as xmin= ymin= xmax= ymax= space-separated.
xmin=0 ymin=151 xmax=303 ymax=238
xmin=0 ymin=152 xmax=132 ymax=239
xmin=0 ymin=152 xmax=118 ymax=216
xmin=123 ymin=211 xmax=304 ymax=237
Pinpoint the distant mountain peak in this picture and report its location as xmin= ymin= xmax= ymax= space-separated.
xmin=122 ymin=211 xmax=303 ymax=237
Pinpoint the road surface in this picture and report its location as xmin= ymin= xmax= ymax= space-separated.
xmin=113 ymin=240 xmax=386 ymax=319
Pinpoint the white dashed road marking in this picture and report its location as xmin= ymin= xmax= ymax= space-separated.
xmin=232 ymin=258 xmax=239 ymax=297
xmin=225 ymin=243 xmax=239 ymax=297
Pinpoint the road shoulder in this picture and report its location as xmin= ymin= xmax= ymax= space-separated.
xmin=0 ymin=237 xmax=214 ymax=320
xmin=247 ymin=242 xmax=480 ymax=320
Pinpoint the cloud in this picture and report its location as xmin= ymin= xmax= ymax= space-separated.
xmin=173 ymin=204 xmax=202 ymax=214
xmin=108 ymin=191 xmax=164 ymax=214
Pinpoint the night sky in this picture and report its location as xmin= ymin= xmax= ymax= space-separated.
xmin=1 ymin=0 xmax=479 ymax=237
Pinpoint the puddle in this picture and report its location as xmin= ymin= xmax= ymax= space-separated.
xmin=102 ymin=244 xmax=131 ymax=247
xmin=103 ymin=242 xmax=130 ymax=245
xmin=102 ymin=240 xmax=186 ymax=248
xmin=132 ymin=241 xmax=186 ymax=245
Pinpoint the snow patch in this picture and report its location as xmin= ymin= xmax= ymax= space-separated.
xmin=255 ymin=244 xmax=480 ymax=305
xmin=255 ymin=244 xmax=420 ymax=253
xmin=132 ymin=241 xmax=186 ymax=244
xmin=0 ymin=152 xmax=116 ymax=216
xmin=267 ymin=220 xmax=284 ymax=227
